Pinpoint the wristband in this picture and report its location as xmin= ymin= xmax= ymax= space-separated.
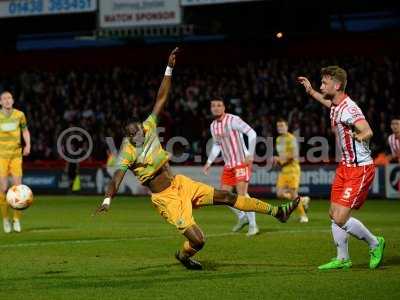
xmin=165 ymin=66 xmax=173 ymax=76
xmin=103 ymin=197 xmax=111 ymax=206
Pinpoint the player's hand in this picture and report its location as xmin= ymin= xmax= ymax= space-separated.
xmin=297 ymin=76 xmax=313 ymax=94
xmin=244 ymin=155 xmax=253 ymax=166
xmin=93 ymin=198 xmax=111 ymax=215
xmin=23 ymin=145 xmax=31 ymax=156
xmin=272 ymin=156 xmax=280 ymax=166
xmin=353 ymin=132 xmax=364 ymax=143
xmin=167 ymin=47 xmax=179 ymax=68
xmin=203 ymin=163 xmax=211 ymax=176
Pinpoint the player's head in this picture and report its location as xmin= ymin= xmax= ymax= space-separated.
xmin=276 ymin=118 xmax=288 ymax=135
xmin=210 ymin=96 xmax=225 ymax=118
xmin=0 ymin=91 xmax=14 ymax=109
xmin=391 ymin=116 xmax=400 ymax=135
xmin=320 ymin=66 xmax=347 ymax=98
xmin=125 ymin=118 xmax=144 ymax=147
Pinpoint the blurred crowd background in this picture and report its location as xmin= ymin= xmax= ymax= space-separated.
xmin=1 ymin=55 xmax=398 ymax=163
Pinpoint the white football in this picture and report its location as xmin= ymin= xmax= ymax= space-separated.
xmin=6 ymin=185 xmax=34 ymax=210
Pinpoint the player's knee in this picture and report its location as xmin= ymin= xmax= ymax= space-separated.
xmin=331 ymin=213 xmax=348 ymax=227
xmin=192 ymin=236 xmax=205 ymax=250
xmin=214 ymin=189 xmax=236 ymax=205
xmin=226 ymin=191 xmax=237 ymax=205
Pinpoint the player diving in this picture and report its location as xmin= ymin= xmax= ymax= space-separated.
xmin=95 ymin=48 xmax=300 ymax=270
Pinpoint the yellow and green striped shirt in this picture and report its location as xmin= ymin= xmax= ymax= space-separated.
xmin=0 ymin=109 xmax=27 ymax=159
xmin=117 ymin=114 xmax=170 ymax=184
xmin=276 ymin=132 xmax=300 ymax=174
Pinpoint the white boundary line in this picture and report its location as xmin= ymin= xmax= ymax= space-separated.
xmin=0 ymin=229 xmax=330 ymax=249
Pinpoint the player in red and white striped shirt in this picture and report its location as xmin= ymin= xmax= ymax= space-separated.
xmin=203 ymin=97 xmax=259 ymax=236
xmin=388 ymin=116 xmax=400 ymax=191
xmin=388 ymin=117 xmax=400 ymax=163
xmin=298 ymin=66 xmax=385 ymax=270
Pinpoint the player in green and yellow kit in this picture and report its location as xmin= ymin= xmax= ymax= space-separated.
xmin=274 ymin=118 xmax=310 ymax=223
xmin=95 ymin=48 xmax=300 ymax=270
xmin=0 ymin=91 xmax=31 ymax=233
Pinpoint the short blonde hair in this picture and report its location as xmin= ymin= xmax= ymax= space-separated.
xmin=321 ymin=66 xmax=347 ymax=91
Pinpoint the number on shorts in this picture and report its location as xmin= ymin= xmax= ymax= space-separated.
xmin=235 ymin=167 xmax=246 ymax=177
xmin=343 ymin=187 xmax=353 ymax=199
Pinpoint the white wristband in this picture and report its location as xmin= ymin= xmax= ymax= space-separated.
xmin=165 ymin=66 xmax=173 ymax=76
xmin=103 ymin=197 xmax=111 ymax=206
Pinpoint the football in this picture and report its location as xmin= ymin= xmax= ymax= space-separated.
xmin=6 ymin=185 xmax=34 ymax=210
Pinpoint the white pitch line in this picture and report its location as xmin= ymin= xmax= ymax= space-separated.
xmin=0 ymin=229 xmax=330 ymax=249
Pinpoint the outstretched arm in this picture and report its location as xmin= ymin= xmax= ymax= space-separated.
xmin=152 ymin=47 xmax=179 ymax=117
xmin=95 ymin=169 xmax=126 ymax=214
xmin=297 ymin=76 xmax=332 ymax=108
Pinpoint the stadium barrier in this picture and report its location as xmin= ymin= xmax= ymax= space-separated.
xmin=21 ymin=164 xmax=400 ymax=199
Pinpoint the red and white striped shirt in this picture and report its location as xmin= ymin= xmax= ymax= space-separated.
xmin=388 ymin=134 xmax=400 ymax=159
xmin=209 ymin=113 xmax=255 ymax=168
xmin=330 ymin=95 xmax=372 ymax=166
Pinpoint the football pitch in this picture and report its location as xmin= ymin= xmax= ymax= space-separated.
xmin=0 ymin=196 xmax=399 ymax=300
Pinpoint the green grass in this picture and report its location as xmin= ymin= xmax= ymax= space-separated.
xmin=0 ymin=196 xmax=399 ymax=300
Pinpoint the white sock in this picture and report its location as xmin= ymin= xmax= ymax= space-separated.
xmin=331 ymin=221 xmax=349 ymax=260
xmin=228 ymin=206 xmax=246 ymax=219
xmin=246 ymin=212 xmax=257 ymax=227
xmin=342 ymin=217 xmax=379 ymax=249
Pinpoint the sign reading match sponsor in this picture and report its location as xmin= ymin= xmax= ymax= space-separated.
xmin=0 ymin=0 xmax=96 ymax=18
xmin=99 ymin=0 xmax=181 ymax=28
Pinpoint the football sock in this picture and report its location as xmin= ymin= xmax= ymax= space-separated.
xmin=332 ymin=220 xmax=349 ymax=260
xmin=228 ymin=206 xmax=246 ymax=219
xmin=234 ymin=195 xmax=278 ymax=216
xmin=246 ymin=193 xmax=257 ymax=227
xmin=179 ymin=241 xmax=198 ymax=259
xmin=246 ymin=212 xmax=257 ymax=227
xmin=13 ymin=209 xmax=21 ymax=221
xmin=244 ymin=193 xmax=257 ymax=226
xmin=0 ymin=193 xmax=8 ymax=219
xmin=342 ymin=217 xmax=379 ymax=249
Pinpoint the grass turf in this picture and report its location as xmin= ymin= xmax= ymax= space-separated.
xmin=0 ymin=196 xmax=399 ymax=300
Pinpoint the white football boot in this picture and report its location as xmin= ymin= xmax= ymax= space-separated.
xmin=232 ymin=216 xmax=249 ymax=232
xmin=13 ymin=219 xmax=21 ymax=233
xmin=3 ymin=218 xmax=12 ymax=233
xmin=299 ymin=215 xmax=309 ymax=223
xmin=246 ymin=225 xmax=260 ymax=237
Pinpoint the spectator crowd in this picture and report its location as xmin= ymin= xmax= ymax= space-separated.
xmin=0 ymin=55 xmax=398 ymax=163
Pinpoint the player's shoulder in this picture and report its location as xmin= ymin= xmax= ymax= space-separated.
xmin=120 ymin=138 xmax=135 ymax=153
xmin=343 ymin=97 xmax=364 ymax=115
xmin=388 ymin=133 xmax=395 ymax=142
xmin=286 ymin=132 xmax=296 ymax=140
xmin=13 ymin=108 xmax=25 ymax=116
xmin=345 ymin=97 xmax=358 ymax=106
xmin=344 ymin=97 xmax=361 ymax=110
xmin=226 ymin=113 xmax=239 ymax=120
